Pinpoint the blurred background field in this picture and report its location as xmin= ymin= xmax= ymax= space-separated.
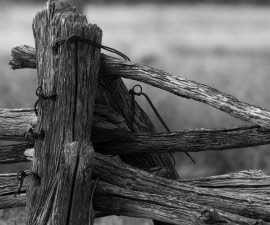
xmin=1 ymin=1 xmax=270 ymax=224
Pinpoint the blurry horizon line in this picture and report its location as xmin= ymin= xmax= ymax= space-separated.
xmin=2 ymin=0 xmax=270 ymax=6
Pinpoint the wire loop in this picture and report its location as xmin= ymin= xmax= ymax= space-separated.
xmin=34 ymin=86 xmax=57 ymax=115
xmin=14 ymin=170 xmax=31 ymax=197
xmin=129 ymin=84 xmax=143 ymax=96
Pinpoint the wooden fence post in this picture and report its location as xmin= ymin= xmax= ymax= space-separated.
xmin=27 ymin=1 xmax=102 ymax=224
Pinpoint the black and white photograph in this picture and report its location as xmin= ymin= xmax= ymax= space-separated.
xmin=0 ymin=0 xmax=270 ymax=224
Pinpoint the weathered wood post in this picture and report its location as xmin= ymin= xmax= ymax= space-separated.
xmin=27 ymin=1 xmax=102 ymax=224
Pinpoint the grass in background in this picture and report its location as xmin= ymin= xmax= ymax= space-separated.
xmin=1 ymin=2 xmax=270 ymax=224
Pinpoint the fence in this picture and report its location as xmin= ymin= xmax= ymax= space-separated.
xmin=1 ymin=0 xmax=270 ymax=224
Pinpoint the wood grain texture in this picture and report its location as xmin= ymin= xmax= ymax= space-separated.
xmin=181 ymin=170 xmax=270 ymax=195
xmin=27 ymin=1 xmax=102 ymax=224
xmin=68 ymin=143 xmax=95 ymax=225
xmin=9 ymin=45 xmax=270 ymax=128
xmin=0 ymin=108 xmax=36 ymax=141
xmin=9 ymin=45 xmax=36 ymax=70
xmin=0 ymin=174 xmax=26 ymax=209
xmin=0 ymin=173 xmax=25 ymax=196
xmin=0 ymin=194 xmax=26 ymax=209
xmin=50 ymin=142 xmax=95 ymax=225
xmin=0 ymin=143 xmax=31 ymax=163
xmin=97 ymin=124 xmax=270 ymax=154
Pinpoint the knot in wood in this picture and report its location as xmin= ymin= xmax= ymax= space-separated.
xmin=24 ymin=127 xmax=45 ymax=140
xmin=28 ymin=172 xmax=41 ymax=188
xmin=200 ymin=209 xmax=228 ymax=224
xmin=124 ymin=180 xmax=134 ymax=189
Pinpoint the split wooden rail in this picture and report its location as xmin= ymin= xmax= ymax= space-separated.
xmin=1 ymin=1 xmax=270 ymax=224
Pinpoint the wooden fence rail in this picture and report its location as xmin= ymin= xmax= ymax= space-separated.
xmin=1 ymin=0 xmax=270 ymax=224
xmin=10 ymin=45 xmax=270 ymax=129
xmin=1 ymin=153 xmax=270 ymax=224
xmin=1 ymin=107 xmax=270 ymax=164
xmin=2 ymin=168 xmax=270 ymax=207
